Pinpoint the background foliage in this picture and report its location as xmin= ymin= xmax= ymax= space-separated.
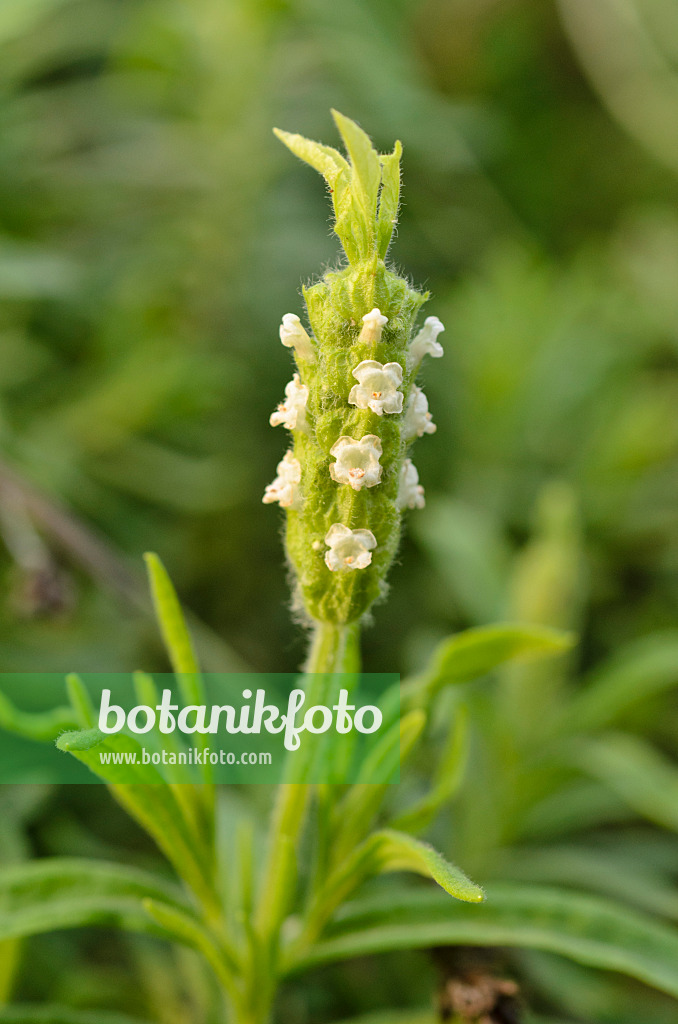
xmin=1 ymin=0 xmax=678 ymax=1021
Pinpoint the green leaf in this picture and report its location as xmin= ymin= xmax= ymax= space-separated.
xmin=367 ymin=831 xmax=484 ymax=902
xmin=391 ymin=706 xmax=469 ymax=834
xmin=299 ymin=830 xmax=481 ymax=954
xmin=288 ymin=884 xmax=678 ymax=1000
xmin=331 ymin=111 xmax=381 ymax=209
xmin=275 ymin=113 xmax=400 ymax=265
xmin=142 ymin=899 xmax=237 ymax=994
xmin=0 ymin=858 xmax=192 ymax=944
xmin=273 ymin=126 xmax=358 ymax=261
xmin=143 ymin=552 xmax=201 ymax=687
xmin=0 ymin=937 xmax=19 ymax=1004
xmin=376 ymin=142 xmax=402 ymax=258
xmin=404 ymin=623 xmax=575 ymax=709
xmin=65 ymin=674 xmax=97 ymax=728
xmin=144 ymin=552 xmax=211 ymax=785
xmin=56 ymin=730 xmax=217 ymax=910
xmin=331 ymin=109 xmax=380 ymax=256
xmin=567 ymin=632 xmax=678 ymax=730
xmin=500 ymin=843 xmax=678 ymax=921
xmin=577 ymin=734 xmax=678 ymax=833
xmin=330 ymin=711 xmax=426 ymax=864
xmin=273 ymin=128 xmax=350 ymax=192
xmin=355 ymin=708 xmax=425 ymax=785
xmin=131 ymin=671 xmax=200 ymax=796
xmin=0 ymin=688 xmax=76 ymax=743
xmin=522 ymin=947 xmax=678 ymax=1023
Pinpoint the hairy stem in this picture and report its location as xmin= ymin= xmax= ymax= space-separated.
xmin=239 ymin=620 xmax=360 ymax=1024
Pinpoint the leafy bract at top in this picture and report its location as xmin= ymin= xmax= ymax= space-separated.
xmin=274 ymin=110 xmax=402 ymax=264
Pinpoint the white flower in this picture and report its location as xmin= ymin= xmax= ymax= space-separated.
xmin=408 ymin=316 xmax=444 ymax=369
xmin=397 ymin=459 xmax=425 ymax=510
xmin=279 ymin=313 xmax=316 ymax=363
xmin=324 ymin=523 xmax=377 ymax=571
xmin=403 ymin=385 xmax=437 ymax=439
xmin=329 ymin=435 xmax=383 ymax=491
xmin=348 ymin=359 xmax=404 ymax=416
xmin=269 ymin=373 xmax=309 ymax=432
xmin=262 ymin=451 xmax=302 ymax=509
xmin=358 ymin=307 xmax=388 ymax=343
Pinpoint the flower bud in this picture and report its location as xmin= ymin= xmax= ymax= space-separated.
xmin=279 ymin=313 xmax=316 ymax=363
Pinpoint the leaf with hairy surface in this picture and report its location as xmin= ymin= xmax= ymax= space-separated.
xmin=287 ymin=884 xmax=678 ymax=1001
xmin=0 ymin=859 xmax=193 ymax=944
xmin=403 ymin=623 xmax=574 ymax=710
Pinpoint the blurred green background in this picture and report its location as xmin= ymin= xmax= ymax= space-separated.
xmin=2 ymin=0 xmax=678 ymax=1019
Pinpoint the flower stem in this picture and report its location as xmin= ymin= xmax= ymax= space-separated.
xmin=244 ymin=620 xmax=360 ymax=1023
xmin=305 ymin=619 xmax=361 ymax=674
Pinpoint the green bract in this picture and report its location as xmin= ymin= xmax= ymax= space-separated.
xmin=265 ymin=111 xmax=443 ymax=624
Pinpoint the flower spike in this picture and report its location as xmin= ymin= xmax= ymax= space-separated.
xmin=265 ymin=113 xmax=441 ymax=623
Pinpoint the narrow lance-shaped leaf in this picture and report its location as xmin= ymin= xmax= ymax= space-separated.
xmin=66 ymin=673 xmax=97 ymax=728
xmin=403 ymin=623 xmax=575 ymax=711
xmin=286 ymin=884 xmax=678 ymax=1001
xmin=391 ymin=705 xmax=469 ymax=835
xmin=368 ymin=830 xmax=484 ymax=902
xmin=272 ymin=129 xmax=350 ymax=192
xmin=299 ymin=829 xmax=483 ymax=949
xmin=144 ymin=552 xmax=211 ymax=785
xmin=0 ymin=858 xmax=192 ymax=945
xmin=0 ymin=937 xmax=18 ymax=1005
xmin=274 ymin=112 xmax=400 ymax=265
xmin=142 ymin=899 xmax=238 ymax=994
xmin=577 ymin=733 xmax=678 ymax=833
xmin=143 ymin=552 xmax=201 ymax=694
xmin=132 ymin=671 xmax=194 ymax=784
xmin=566 ymin=631 xmax=678 ymax=731
xmin=132 ymin=670 xmax=208 ymax=838
xmin=273 ymin=127 xmax=356 ymax=260
xmin=376 ymin=141 xmax=402 ymax=259
xmin=0 ymin=688 xmax=76 ymax=743
xmin=331 ymin=109 xmax=381 ymax=256
xmin=56 ymin=729 xmax=217 ymax=912
xmin=501 ymin=843 xmax=678 ymax=922
xmin=331 ymin=710 xmax=426 ymax=864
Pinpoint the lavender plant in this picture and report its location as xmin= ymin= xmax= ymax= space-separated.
xmin=2 ymin=114 xmax=678 ymax=1024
